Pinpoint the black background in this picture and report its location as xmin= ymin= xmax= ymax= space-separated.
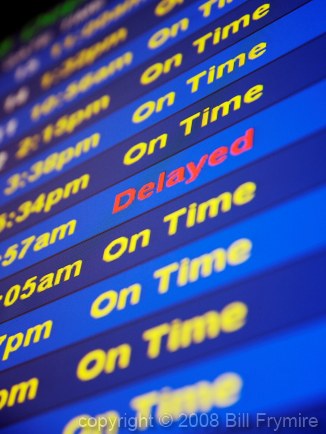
xmin=0 ymin=0 xmax=66 ymax=42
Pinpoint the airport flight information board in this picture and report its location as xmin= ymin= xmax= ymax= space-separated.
xmin=0 ymin=0 xmax=325 ymax=432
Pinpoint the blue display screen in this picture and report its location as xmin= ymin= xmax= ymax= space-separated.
xmin=0 ymin=0 xmax=325 ymax=432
